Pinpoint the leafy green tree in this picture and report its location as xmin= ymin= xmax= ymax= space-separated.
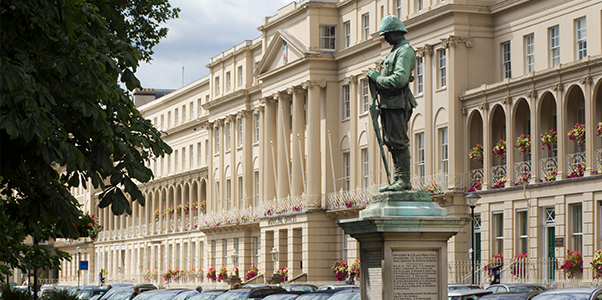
xmin=0 ymin=0 xmax=178 ymax=280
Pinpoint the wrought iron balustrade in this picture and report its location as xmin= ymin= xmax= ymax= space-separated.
xmin=540 ymin=156 xmax=558 ymax=181
xmin=324 ymin=186 xmax=377 ymax=210
xmin=514 ymin=161 xmax=531 ymax=185
xmin=596 ymin=149 xmax=602 ymax=172
xmin=469 ymin=168 xmax=484 ymax=191
xmin=411 ymin=173 xmax=465 ymax=195
xmin=567 ymin=151 xmax=586 ymax=178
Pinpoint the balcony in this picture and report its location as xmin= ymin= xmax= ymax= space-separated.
xmin=540 ymin=156 xmax=558 ymax=181
xmin=514 ymin=161 xmax=531 ymax=185
xmin=412 ymin=173 xmax=465 ymax=195
xmin=324 ymin=187 xmax=376 ymax=210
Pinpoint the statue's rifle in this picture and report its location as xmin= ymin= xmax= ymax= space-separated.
xmin=368 ymin=78 xmax=391 ymax=185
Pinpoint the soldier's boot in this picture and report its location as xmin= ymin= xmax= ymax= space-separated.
xmin=386 ymin=148 xmax=412 ymax=191
xmin=379 ymin=150 xmax=404 ymax=192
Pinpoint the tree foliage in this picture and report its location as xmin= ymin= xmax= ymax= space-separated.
xmin=0 ymin=0 xmax=178 ymax=279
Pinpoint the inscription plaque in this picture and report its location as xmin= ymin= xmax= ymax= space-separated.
xmin=365 ymin=251 xmax=383 ymax=300
xmin=392 ymin=251 xmax=438 ymax=300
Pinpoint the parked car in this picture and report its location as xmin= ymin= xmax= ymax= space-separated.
xmin=263 ymin=294 xmax=301 ymax=300
xmin=133 ymin=289 xmax=190 ymax=300
xmin=282 ymin=284 xmax=318 ymax=293
xmin=316 ymin=285 xmax=357 ymax=292
xmin=327 ymin=288 xmax=360 ymax=300
xmin=449 ymin=284 xmax=482 ymax=291
xmin=295 ymin=290 xmax=341 ymax=300
xmin=213 ymin=286 xmax=287 ymax=300
xmin=188 ymin=289 xmax=227 ymax=300
xmin=170 ymin=290 xmax=197 ymax=300
xmin=77 ymin=287 xmax=110 ymax=299
xmin=479 ymin=291 xmax=541 ymax=300
xmin=531 ymin=286 xmax=602 ymax=300
xmin=448 ymin=288 xmax=493 ymax=300
xmin=38 ymin=286 xmax=56 ymax=298
xmin=99 ymin=285 xmax=157 ymax=300
xmin=486 ymin=284 xmax=546 ymax=293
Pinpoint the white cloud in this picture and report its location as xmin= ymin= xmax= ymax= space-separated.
xmin=136 ymin=0 xmax=295 ymax=89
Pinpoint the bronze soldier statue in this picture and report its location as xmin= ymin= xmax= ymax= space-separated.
xmin=367 ymin=15 xmax=417 ymax=192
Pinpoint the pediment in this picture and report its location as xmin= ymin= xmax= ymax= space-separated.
xmin=254 ymin=30 xmax=310 ymax=77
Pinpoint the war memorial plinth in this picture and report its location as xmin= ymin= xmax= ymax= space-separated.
xmin=337 ymin=190 xmax=469 ymax=300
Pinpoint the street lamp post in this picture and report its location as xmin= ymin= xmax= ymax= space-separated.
xmin=465 ymin=193 xmax=481 ymax=285
xmin=76 ymin=246 xmax=82 ymax=287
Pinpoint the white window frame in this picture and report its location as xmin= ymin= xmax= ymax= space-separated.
xmin=343 ymin=152 xmax=350 ymax=191
xmin=238 ymin=118 xmax=243 ymax=147
xmin=502 ymin=41 xmax=511 ymax=79
xmin=440 ymin=127 xmax=448 ymax=175
xmin=361 ymin=148 xmax=369 ymax=189
xmin=416 ymin=0 xmax=423 ymax=12
xmin=238 ymin=66 xmax=243 ymax=87
xmin=226 ymin=71 xmax=231 ymax=92
xmin=215 ymin=181 xmax=220 ymax=210
xmin=319 ymin=25 xmax=336 ymax=50
xmin=182 ymin=105 xmax=186 ymax=122
xmin=549 ymin=26 xmax=560 ymax=67
xmin=226 ymin=179 xmax=232 ymax=210
xmin=572 ymin=203 xmax=583 ymax=253
xmin=417 ymin=133 xmax=425 ymax=178
xmin=215 ymin=76 xmax=220 ymax=96
xmin=438 ymin=49 xmax=446 ymax=88
xmin=343 ymin=85 xmax=350 ymax=119
xmin=361 ymin=79 xmax=369 ymax=113
xmin=189 ymin=145 xmax=193 ymax=169
xmin=254 ymin=114 xmax=260 ymax=143
xmin=197 ymin=142 xmax=201 ymax=167
xmin=238 ymin=176 xmax=244 ymax=209
xmin=254 ymin=171 xmax=260 ymax=207
xmin=344 ymin=21 xmax=351 ymax=48
xmin=190 ymin=102 xmax=194 ymax=119
xmin=493 ymin=211 xmax=504 ymax=255
xmin=174 ymin=108 xmax=179 ymax=125
xmin=226 ymin=122 xmax=231 ymax=151
xmin=576 ymin=18 xmax=587 ymax=60
xmin=416 ymin=56 xmax=423 ymax=94
xmin=182 ymin=147 xmax=186 ymax=171
xmin=525 ymin=34 xmax=535 ymax=73
xmin=362 ymin=14 xmax=370 ymax=41
xmin=517 ymin=209 xmax=528 ymax=254
xmin=167 ymin=112 xmax=171 ymax=129
xmin=215 ymin=126 xmax=220 ymax=153
xmin=396 ymin=0 xmax=402 ymax=18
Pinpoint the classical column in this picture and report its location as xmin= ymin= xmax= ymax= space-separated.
xmin=419 ymin=46 xmax=434 ymax=177
xmin=305 ymin=81 xmax=322 ymax=208
xmin=527 ymin=89 xmax=539 ymax=183
xmin=290 ymin=87 xmax=305 ymax=197
xmin=481 ymin=103 xmax=491 ymax=190
xmin=554 ymin=83 xmax=566 ymax=180
xmin=207 ymin=121 xmax=214 ymax=212
xmin=581 ymin=76 xmax=595 ymax=175
xmin=346 ymin=76 xmax=358 ymax=190
xmin=263 ymin=98 xmax=277 ymax=202
xmin=504 ymin=97 xmax=514 ymax=186
xmin=276 ymin=92 xmax=291 ymax=199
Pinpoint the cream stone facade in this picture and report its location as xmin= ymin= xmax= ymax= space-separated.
xmin=52 ymin=0 xmax=602 ymax=287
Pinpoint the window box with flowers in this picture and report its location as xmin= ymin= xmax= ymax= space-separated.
xmin=590 ymin=249 xmax=602 ymax=279
xmin=515 ymin=172 xmax=531 ymax=186
xmin=598 ymin=121 xmax=602 ymax=136
xmin=206 ymin=267 xmax=217 ymax=281
xmin=350 ymin=259 xmax=360 ymax=278
xmin=491 ymin=176 xmax=507 ymax=189
xmin=515 ymin=134 xmax=531 ymax=154
xmin=277 ymin=267 xmax=288 ymax=281
xmin=217 ymin=266 xmax=228 ymax=282
xmin=541 ymin=129 xmax=557 ymax=150
xmin=568 ymin=123 xmax=586 ymax=146
xmin=510 ymin=253 xmax=528 ymax=279
xmin=469 ymin=144 xmax=484 ymax=164
xmin=492 ymin=139 xmax=506 ymax=159
xmin=331 ymin=260 xmax=349 ymax=281
xmin=246 ymin=265 xmax=259 ymax=280
xmin=567 ymin=163 xmax=585 ymax=179
xmin=468 ymin=178 xmax=483 ymax=192
xmin=484 ymin=253 xmax=503 ymax=276
xmin=560 ymin=250 xmax=583 ymax=279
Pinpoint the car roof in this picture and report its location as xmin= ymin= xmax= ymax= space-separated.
xmin=536 ymin=286 xmax=602 ymax=294
xmin=448 ymin=289 xmax=493 ymax=296
xmin=480 ymin=291 xmax=541 ymax=299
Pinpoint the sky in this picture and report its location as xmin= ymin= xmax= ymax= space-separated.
xmin=135 ymin=0 xmax=296 ymax=90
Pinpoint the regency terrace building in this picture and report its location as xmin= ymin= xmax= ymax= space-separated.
xmin=47 ymin=0 xmax=602 ymax=287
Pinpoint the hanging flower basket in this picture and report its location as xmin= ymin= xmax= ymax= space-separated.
xmin=217 ymin=267 xmax=228 ymax=282
xmin=331 ymin=260 xmax=349 ymax=281
xmin=597 ymin=121 xmax=602 ymax=136
xmin=206 ymin=267 xmax=217 ymax=281
xmin=515 ymin=134 xmax=531 ymax=153
xmin=590 ymin=250 xmax=602 ymax=279
xmin=277 ymin=267 xmax=288 ymax=281
xmin=510 ymin=253 xmax=528 ymax=279
xmin=568 ymin=123 xmax=586 ymax=146
xmin=484 ymin=253 xmax=503 ymax=276
xmin=560 ymin=250 xmax=583 ymax=279
xmin=350 ymin=259 xmax=360 ymax=278
xmin=540 ymin=129 xmax=557 ymax=150
xmin=469 ymin=144 xmax=484 ymax=163
xmin=246 ymin=266 xmax=259 ymax=280
xmin=492 ymin=140 xmax=506 ymax=159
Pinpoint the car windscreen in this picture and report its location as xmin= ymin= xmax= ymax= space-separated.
xmin=533 ymin=294 xmax=590 ymax=300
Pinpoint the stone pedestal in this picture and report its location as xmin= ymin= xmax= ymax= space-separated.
xmin=267 ymin=273 xmax=284 ymax=284
xmin=227 ymin=275 xmax=242 ymax=289
xmin=337 ymin=191 xmax=469 ymax=300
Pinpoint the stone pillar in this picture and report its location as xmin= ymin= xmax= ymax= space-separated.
xmin=306 ymin=81 xmax=322 ymax=208
xmin=263 ymin=98 xmax=277 ymax=202
xmin=290 ymin=87 xmax=305 ymax=197
xmin=481 ymin=103 xmax=491 ymax=190
xmin=347 ymin=76 xmax=358 ymax=190
xmin=505 ymin=97 xmax=514 ymax=186
xmin=554 ymin=83 xmax=566 ymax=179
xmin=276 ymin=92 xmax=291 ymax=199
xmin=207 ymin=122 xmax=214 ymax=212
xmin=581 ymin=76 xmax=595 ymax=175
xmin=528 ymin=90 xmax=539 ymax=183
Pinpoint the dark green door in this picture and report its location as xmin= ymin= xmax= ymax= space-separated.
xmin=547 ymin=227 xmax=555 ymax=281
xmin=476 ymin=232 xmax=481 ymax=284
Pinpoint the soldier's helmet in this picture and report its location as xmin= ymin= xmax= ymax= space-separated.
xmin=379 ymin=15 xmax=408 ymax=35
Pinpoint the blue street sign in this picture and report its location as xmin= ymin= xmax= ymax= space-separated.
xmin=80 ymin=261 xmax=89 ymax=271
